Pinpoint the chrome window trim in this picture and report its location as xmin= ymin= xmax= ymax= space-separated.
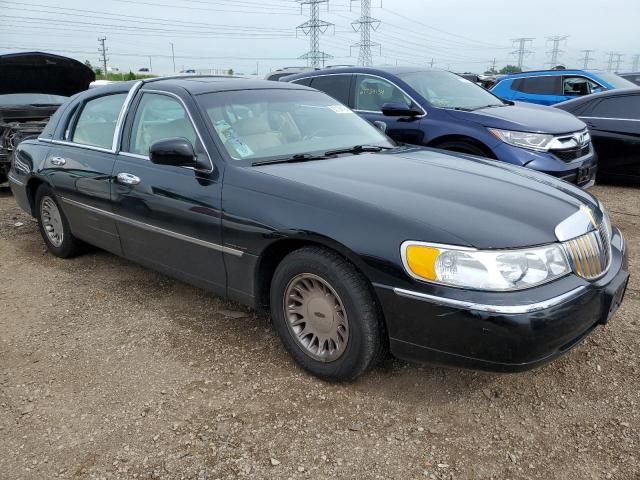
xmin=127 ymin=89 xmax=215 ymax=174
xmin=292 ymin=72 xmax=427 ymax=117
xmin=113 ymin=80 xmax=143 ymax=151
xmin=60 ymin=196 xmax=243 ymax=257
xmin=37 ymin=138 xmax=114 ymax=154
xmin=392 ymin=285 xmax=586 ymax=314
xmin=579 ymin=116 xmax=640 ymax=122
xmin=118 ymin=151 xmax=148 ymax=160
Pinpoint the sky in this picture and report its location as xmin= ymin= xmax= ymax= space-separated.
xmin=1 ymin=0 xmax=639 ymax=76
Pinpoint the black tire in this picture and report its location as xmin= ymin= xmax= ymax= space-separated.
xmin=270 ymin=246 xmax=386 ymax=381
xmin=435 ymin=140 xmax=490 ymax=158
xmin=35 ymin=184 xmax=83 ymax=258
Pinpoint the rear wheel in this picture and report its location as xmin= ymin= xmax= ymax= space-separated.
xmin=435 ymin=140 xmax=489 ymax=158
xmin=270 ymin=246 xmax=386 ymax=381
xmin=35 ymin=184 xmax=83 ymax=258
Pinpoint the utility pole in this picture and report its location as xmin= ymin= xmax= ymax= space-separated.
xmin=511 ymin=38 xmax=534 ymax=70
xmin=546 ymin=35 xmax=568 ymax=67
xmin=170 ymin=42 xmax=176 ymax=73
xmin=632 ymin=54 xmax=640 ymax=72
xmin=148 ymin=56 xmax=152 ymax=72
xmin=429 ymin=58 xmax=434 ymax=68
xmin=297 ymin=0 xmax=333 ymax=68
xmin=579 ymin=49 xmax=595 ymax=69
xmin=350 ymin=0 xmax=381 ymax=67
xmin=98 ymin=36 xmax=108 ymax=76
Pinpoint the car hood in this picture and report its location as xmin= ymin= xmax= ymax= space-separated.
xmin=445 ymin=102 xmax=586 ymax=134
xmin=254 ymin=147 xmax=596 ymax=249
xmin=0 ymin=52 xmax=95 ymax=96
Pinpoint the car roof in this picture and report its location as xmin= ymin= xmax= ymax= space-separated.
xmin=143 ymin=75 xmax=312 ymax=94
xmin=555 ymin=87 xmax=640 ymax=108
xmin=281 ymin=66 xmax=442 ymax=81
xmin=504 ymin=69 xmax=607 ymax=78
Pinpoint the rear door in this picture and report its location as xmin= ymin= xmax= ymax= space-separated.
xmin=510 ymin=76 xmax=564 ymax=105
xmin=351 ymin=74 xmax=425 ymax=144
xmin=47 ymin=92 xmax=128 ymax=253
xmin=579 ymin=94 xmax=640 ymax=178
xmin=111 ymin=89 xmax=227 ymax=294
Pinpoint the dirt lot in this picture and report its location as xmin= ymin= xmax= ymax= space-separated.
xmin=0 ymin=184 xmax=638 ymax=480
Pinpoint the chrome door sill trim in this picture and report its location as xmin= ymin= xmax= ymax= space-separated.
xmin=60 ymin=196 xmax=243 ymax=257
xmin=392 ymin=286 xmax=586 ymax=314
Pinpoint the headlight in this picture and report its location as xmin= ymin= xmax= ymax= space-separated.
xmin=401 ymin=241 xmax=570 ymax=291
xmin=488 ymin=128 xmax=553 ymax=152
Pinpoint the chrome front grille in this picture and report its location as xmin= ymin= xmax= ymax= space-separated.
xmin=562 ymin=220 xmax=611 ymax=280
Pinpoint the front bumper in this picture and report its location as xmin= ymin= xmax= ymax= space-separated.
xmin=493 ymin=142 xmax=597 ymax=188
xmin=376 ymin=228 xmax=629 ymax=372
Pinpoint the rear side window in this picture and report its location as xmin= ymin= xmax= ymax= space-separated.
xmin=591 ymin=96 xmax=640 ymax=119
xmin=292 ymin=77 xmax=312 ymax=87
xmin=511 ymin=76 xmax=562 ymax=95
xmin=72 ymin=93 xmax=127 ymax=149
xmin=309 ymin=75 xmax=351 ymax=104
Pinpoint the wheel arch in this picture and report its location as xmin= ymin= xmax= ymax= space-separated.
xmin=25 ymin=177 xmax=48 ymax=216
xmin=427 ymin=134 xmax=496 ymax=159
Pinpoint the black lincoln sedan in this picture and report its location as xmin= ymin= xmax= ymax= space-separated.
xmin=8 ymin=77 xmax=629 ymax=381
xmin=556 ymin=88 xmax=640 ymax=183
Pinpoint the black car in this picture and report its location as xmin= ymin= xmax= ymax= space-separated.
xmin=556 ymin=88 xmax=640 ymax=183
xmin=0 ymin=52 xmax=95 ymax=184
xmin=9 ymin=77 xmax=629 ymax=381
xmin=619 ymin=72 xmax=640 ymax=86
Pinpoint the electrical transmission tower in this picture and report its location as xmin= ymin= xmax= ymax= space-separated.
xmin=606 ymin=52 xmax=623 ymax=72
xmin=632 ymin=54 xmax=640 ymax=72
xmin=579 ymin=49 xmax=595 ymax=69
xmin=296 ymin=0 xmax=333 ymax=68
xmin=511 ymin=38 xmax=534 ymax=70
xmin=98 ymin=36 xmax=108 ymax=75
xmin=488 ymin=58 xmax=497 ymax=73
xmin=350 ymin=0 xmax=381 ymax=66
xmin=546 ymin=35 xmax=568 ymax=67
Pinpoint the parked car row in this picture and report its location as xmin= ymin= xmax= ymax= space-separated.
xmin=281 ymin=67 xmax=599 ymax=187
xmin=8 ymin=75 xmax=630 ymax=380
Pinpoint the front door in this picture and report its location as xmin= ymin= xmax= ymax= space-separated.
xmin=111 ymin=91 xmax=226 ymax=294
xmin=47 ymin=92 xmax=128 ymax=254
xmin=352 ymin=74 xmax=425 ymax=145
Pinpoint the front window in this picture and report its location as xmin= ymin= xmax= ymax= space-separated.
xmin=198 ymin=89 xmax=393 ymax=164
xmin=397 ymin=70 xmax=504 ymax=110
xmin=0 ymin=93 xmax=68 ymax=106
xmin=563 ymin=76 xmax=601 ymax=96
xmin=353 ymin=75 xmax=414 ymax=111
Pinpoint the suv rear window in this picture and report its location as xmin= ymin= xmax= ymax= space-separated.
xmin=511 ymin=76 xmax=562 ymax=95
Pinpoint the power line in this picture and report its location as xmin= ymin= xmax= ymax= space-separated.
xmin=579 ymin=49 xmax=595 ymax=69
xmin=546 ymin=35 xmax=568 ymax=67
xmin=98 ymin=36 xmax=108 ymax=74
xmin=297 ymin=0 xmax=333 ymax=68
xmin=511 ymin=37 xmax=534 ymax=69
xmin=350 ymin=0 xmax=380 ymax=66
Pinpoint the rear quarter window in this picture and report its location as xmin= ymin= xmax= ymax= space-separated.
xmin=291 ymin=77 xmax=312 ymax=87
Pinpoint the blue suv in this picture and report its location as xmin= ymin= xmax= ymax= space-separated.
xmin=282 ymin=67 xmax=597 ymax=188
xmin=491 ymin=69 xmax=636 ymax=106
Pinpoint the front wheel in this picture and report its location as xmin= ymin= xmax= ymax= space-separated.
xmin=35 ymin=184 xmax=83 ymax=258
xmin=270 ymin=246 xmax=386 ymax=381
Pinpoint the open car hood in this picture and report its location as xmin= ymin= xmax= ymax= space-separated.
xmin=0 ymin=52 xmax=95 ymax=96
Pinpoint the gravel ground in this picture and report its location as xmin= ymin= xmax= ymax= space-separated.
xmin=0 ymin=184 xmax=638 ymax=480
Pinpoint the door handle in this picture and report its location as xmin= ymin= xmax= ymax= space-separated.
xmin=116 ymin=172 xmax=141 ymax=185
xmin=50 ymin=156 xmax=66 ymax=166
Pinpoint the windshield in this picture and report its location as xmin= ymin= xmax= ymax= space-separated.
xmin=593 ymin=72 xmax=637 ymax=89
xmin=0 ymin=93 xmax=68 ymax=106
xmin=197 ymin=89 xmax=393 ymax=163
xmin=398 ymin=70 xmax=504 ymax=109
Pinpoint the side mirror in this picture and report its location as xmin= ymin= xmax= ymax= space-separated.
xmin=150 ymin=137 xmax=197 ymax=167
xmin=381 ymin=102 xmax=422 ymax=117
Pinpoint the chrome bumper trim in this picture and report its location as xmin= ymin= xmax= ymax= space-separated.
xmin=7 ymin=172 xmax=26 ymax=186
xmin=392 ymin=286 xmax=586 ymax=314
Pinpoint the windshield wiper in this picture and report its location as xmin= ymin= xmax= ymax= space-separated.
xmin=323 ymin=145 xmax=393 ymax=156
xmin=251 ymin=153 xmax=333 ymax=166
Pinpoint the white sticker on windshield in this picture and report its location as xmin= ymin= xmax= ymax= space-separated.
xmin=213 ymin=120 xmax=254 ymax=158
xmin=328 ymin=105 xmax=353 ymax=114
